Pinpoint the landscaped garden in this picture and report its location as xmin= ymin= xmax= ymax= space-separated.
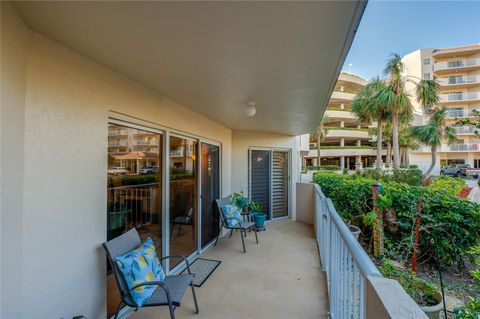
xmin=314 ymin=169 xmax=480 ymax=318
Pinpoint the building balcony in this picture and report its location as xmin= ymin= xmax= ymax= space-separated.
xmin=324 ymin=108 xmax=357 ymax=120
xmin=433 ymin=58 xmax=480 ymax=74
xmin=454 ymin=125 xmax=478 ymax=135
xmin=306 ymin=147 xmax=384 ymax=158
xmin=446 ymin=108 xmax=480 ymax=118
xmin=445 ymin=143 xmax=480 ymax=152
xmin=437 ymin=75 xmax=480 ymax=88
xmin=134 ymin=140 xmax=158 ymax=145
xmin=325 ymin=128 xmax=370 ymax=139
xmin=439 ymin=92 xmax=480 ymax=103
xmin=109 ymin=129 xmax=128 ymax=136
xmin=330 ymin=91 xmax=356 ymax=102
xmin=108 ymin=141 xmax=128 ymax=147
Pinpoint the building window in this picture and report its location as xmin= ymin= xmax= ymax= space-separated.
xmin=423 ymin=73 xmax=431 ymax=80
xmin=475 ymin=159 xmax=480 ymax=169
xmin=423 ymin=58 xmax=430 ymax=65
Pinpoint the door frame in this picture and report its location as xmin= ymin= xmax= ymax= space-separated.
xmin=198 ymin=141 xmax=222 ymax=253
xmin=248 ymin=147 xmax=292 ymax=220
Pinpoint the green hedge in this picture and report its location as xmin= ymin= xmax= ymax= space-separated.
xmin=354 ymin=168 xmax=424 ymax=186
xmin=428 ymin=176 xmax=466 ymax=197
xmin=313 ymin=172 xmax=480 ymax=266
xmin=306 ymin=165 xmax=341 ymax=171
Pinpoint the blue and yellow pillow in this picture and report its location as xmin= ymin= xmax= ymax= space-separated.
xmin=221 ymin=204 xmax=242 ymax=227
xmin=115 ymin=237 xmax=165 ymax=307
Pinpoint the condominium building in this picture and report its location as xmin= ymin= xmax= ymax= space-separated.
xmin=304 ymin=73 xmax=385 ymax=170
xmin=404 ymin=43 xmax=480 ymax=173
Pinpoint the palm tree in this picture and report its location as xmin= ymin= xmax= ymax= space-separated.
xmin=411 ymin=108 xmax=456 ymax=177
xmin=352 ymin=77 xmax=390 ymax=169
xmin=311 ymin=116 xmax=329 ymax=167
xmin=378 ymin=54 xmax=414 ymax=169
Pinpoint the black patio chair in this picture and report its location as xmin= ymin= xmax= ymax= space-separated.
xmin=103 ymin=228 xmax=199 ymax=319
xmin=214 ymin=197 xmax=258 ymax=253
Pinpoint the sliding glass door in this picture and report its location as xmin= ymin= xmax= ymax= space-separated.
xmin=169 ymin=135 xmax=198 ymax=267
xmin=249 ymin=150 xmax=272 ymax=219
xmin=201 ymin=143 xmax=220 ymax=248
xmin=106 ymin=123 xmax=163 ymax=317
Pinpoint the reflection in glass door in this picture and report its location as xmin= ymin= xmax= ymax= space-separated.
xmin=169 ymin=136 xmax=197 ymax=267
xmin=250 ymin=150 xmax=271 ymax=219
xmin=272 ymin=151 xmax=289 ymax=218
xmin=201 ymin=143 xmax=220 ymax=248
xmin=106 ymin=123 xmax=163 ymax=317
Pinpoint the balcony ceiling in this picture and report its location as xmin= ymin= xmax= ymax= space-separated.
xmin=12 ymin=1 xmax=367 ymax=135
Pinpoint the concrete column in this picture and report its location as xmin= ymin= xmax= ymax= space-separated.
xmin=356 ymin=140 xmax=361 ymax=147
xmin=346 ymin=157 xmax=350 ymax=170
xmin=357 ymin=124 xmax=361 ymax=129
xmin=340 ymin=103 xmax=345 ymax=110
xmin=340 ymin=86 xmax=344 ymax=92
xmin=340 ymin=156 xmax=345 ymax=170
xmin=340 ymin=138 xmax=345 ymax=147
xmin=355 ymin=155 xmax=363 ymax=170
xmin=340 ymin=121 xmax=345 ymax=128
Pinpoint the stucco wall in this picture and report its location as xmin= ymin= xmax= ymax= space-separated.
xmin=0 ymin=2 xmax=30 ymax=318
xmin=5 ymin=23 xmax=233 ymax=319
xmin=231 ymin=131 xmax=300 ymax=220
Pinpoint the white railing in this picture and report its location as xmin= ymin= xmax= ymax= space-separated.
xmin=108 ymin=141 xmax=127 ymax=146
xmin=135 ymin=140 xmax=157 ymax=145
xmin=438 ymin=75 xmax=480 ymax=86
xmin=455 ymin=125 xmax=477 ymax=134
xmin=446 ymin=108 xmax=480 ymax=118
xmin=434 ymin=58 xmax=480 ymax=71
xmin=314 ymin=184 xmax=381 ymax=319
xmin=448 ymin=143 xmax=480 ymax=151
xmin=439 ymin=92 xmax=480 ymax=102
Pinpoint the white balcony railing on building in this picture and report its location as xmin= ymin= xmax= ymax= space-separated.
xmin=439 ymin=92 xmax=480 ymax=102
xmin=455 ymin=125 xmax=477 ymax=134
xmin=135 ymin=140 xmax=157 ymax=145
xmin=448 ymin=143 xmax=480 ymax=151
xmin=434 ymin=58 xmax=480 ymax=71
xmin=446 ymin=108 xmax=480 ymax=118
xmin=108 ymin=141 xmax=127 ymax=146
xmin=314 ymin=184 xmax=381 ymax=319
xmin=438 ymin=75 xmax=480 ymax=86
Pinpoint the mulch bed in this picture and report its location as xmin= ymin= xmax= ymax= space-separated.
xmin=458 ymin=187 xmax=472 ymax=198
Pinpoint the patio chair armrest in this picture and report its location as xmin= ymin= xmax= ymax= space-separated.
xmin=160 ymin=255 xmax=193 ymax=275
xmin=123 ymin=281 xmax=172 ymax=308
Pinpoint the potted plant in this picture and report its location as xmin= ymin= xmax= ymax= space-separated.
xmin=248 ymin=201 xmax=266 ymax=229
xmin=230 ymin=191 xmax=249 ymax=209
xmin=379 ymin=261 xmax=443 ymax=319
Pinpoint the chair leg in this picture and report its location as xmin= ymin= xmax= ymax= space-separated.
xmin=168 ymin=302 xmax=176 ymax=319
xmin=241 ymin=229 xmax=246 ymax=253
xmin=191 ymin=283 xmax=199 ymax=314
xmin=113 ymin=300 xmax=124 ymax=319
xmin=254 ymin=228 xmax=259 ymax=244
xmin=178 ymin=224 xmax=182 ymax=236
xmin=229 ymin=229 xmax=233 ymax=238
xmin=170 ymin=224 xmax=175 ymax=239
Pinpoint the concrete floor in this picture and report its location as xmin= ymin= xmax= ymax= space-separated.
xmin=130 ymin=220 xmax=329 ymax=319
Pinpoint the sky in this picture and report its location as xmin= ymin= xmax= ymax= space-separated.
xmin=342 ymin=0 xmax=480 ymax=80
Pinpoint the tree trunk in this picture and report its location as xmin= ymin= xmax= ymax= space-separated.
xmin=317 ymin=136 xmax=321 ymax=167
xmin=405 ymin=148 xmax=410 ymax=167
xmin=426 ymin=145 xmax=437 ymax=177
xmin=392 ymin=111 xmax=401 ymax=169
xmin=386 ymin=142 xmax=391 ymax=167
xmin=376 ymin=119 xmax=383 ymax=169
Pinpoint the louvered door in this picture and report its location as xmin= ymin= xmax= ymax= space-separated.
xmin=249 ymin=150 xmax=271 ymax=219
xmin=272 ymin=151 xmax=289 ymax=218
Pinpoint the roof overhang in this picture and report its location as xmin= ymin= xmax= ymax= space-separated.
xmin=11 ymin=1 xmax=367 ymax=135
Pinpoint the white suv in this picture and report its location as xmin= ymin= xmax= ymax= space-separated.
xmin=107 ymin=167 xmax=129 ymax=175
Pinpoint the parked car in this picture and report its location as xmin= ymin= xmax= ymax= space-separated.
xmin=139 ymin=166 xmax=159 ymax=174
xmin=107 ymin=167 xmax=129 ymax=175
xmin=440 ymin=164 xmax=479 ymax=178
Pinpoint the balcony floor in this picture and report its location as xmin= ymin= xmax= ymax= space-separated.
xmin=130 ymin=220 xmax=329 ymax=319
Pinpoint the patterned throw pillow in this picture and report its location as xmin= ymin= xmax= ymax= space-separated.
xmin=221 ymin=204 xmax=242 ymax=227
xmin=115 ymin=237 xmax=165 ymax=307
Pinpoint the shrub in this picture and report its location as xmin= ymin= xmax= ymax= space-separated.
xmin=354 ymin=168 xmax=423 ymax=186
xmin=306 ymin=165 xmax=341 ymax=171
xmin=379 ymin=261 xmax=440 ymax=307
xmin=428 ymin=176 xmax=466 ymax=196
xmin=313 ymin=172 xmax=480 ymax=267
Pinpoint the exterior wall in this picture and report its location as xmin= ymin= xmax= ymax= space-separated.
xmin=4 ymin=24 xmax=234 ymax=318
xmin=0 ymin=2 xmax=30 ymax=318
xmin=231 ymin=131 xmax=300 ymax=220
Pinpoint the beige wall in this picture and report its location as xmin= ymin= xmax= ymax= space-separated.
xmin=0 ymin=2 xmax=30 ymax=318
xmin=2 ymin=7 xmax=235 ymax=317
xmin=231 ymin=131 xmax=300 ymax=220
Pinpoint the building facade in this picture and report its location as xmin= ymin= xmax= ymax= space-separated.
xmin=404 ymin=44 xmax=480 ymax=173
xmin=305 ymin=73 xmax=384 ymax=170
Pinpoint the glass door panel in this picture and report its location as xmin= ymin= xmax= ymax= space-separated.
xmin=201 ymin=143 xmax=220 ymax=248
xmin=272 ymin=151 xmax=289 ymax=218
xmin=169 ymin=136 xmax=197 ymax=267
xmin=106 ymin=123 xmax=163 ymax=317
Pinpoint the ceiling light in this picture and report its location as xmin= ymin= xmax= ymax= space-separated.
xmin=246 ymin=101 xmax=256 ymax=117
